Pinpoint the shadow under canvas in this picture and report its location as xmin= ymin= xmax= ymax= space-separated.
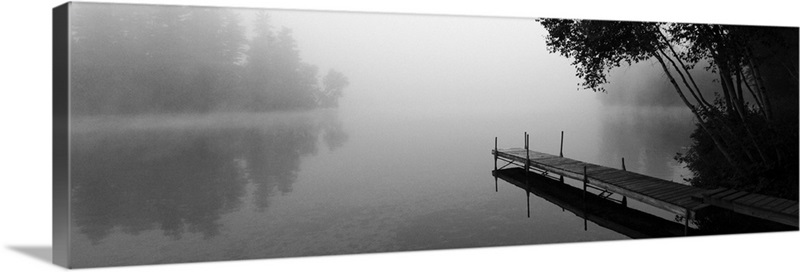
xmin=8 ymin=246 xmax=53 ymax=264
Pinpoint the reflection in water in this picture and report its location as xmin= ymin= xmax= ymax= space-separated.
xmin=598 ymin=106 xmax=695 ymax=182
xmin=492 ymin=168 xmax=688 ymax=238
xmin=595 ymin=62 xmax=704 ymax=182
xmin=70 ymin=112 xmax=347 ymax=243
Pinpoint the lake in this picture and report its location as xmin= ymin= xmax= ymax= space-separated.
xmin=58 ymin=4 xmax=799 ymax=269
xmin=69 ymin=97 xmax=696 ymax=267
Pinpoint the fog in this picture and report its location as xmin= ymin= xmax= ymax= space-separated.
xmin=68 ymin=3 xmax=704 ymax=267
xmin=260 ymin=10 xmax=698 ymax=172
xmin=262 ymin=10 xmax=591 ymax=115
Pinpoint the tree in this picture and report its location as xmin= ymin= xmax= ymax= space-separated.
xmin=538 ymin=19 xmax=797 ymax=198
xmin=319 ymin=69 xmax=349 ymax=108
xmin=71 ymin=4 xmax=248 ymax=114
xmin=242 ymin=11 xmax=276 ymax=111
xmin=269 ymin=27 xmax=319 ymax=110
xmin=244 ymin=20 xmax=325 ymax=111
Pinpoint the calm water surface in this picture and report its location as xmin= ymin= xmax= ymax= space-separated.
xmin=70 ymin=101 xmax=694 ymax=267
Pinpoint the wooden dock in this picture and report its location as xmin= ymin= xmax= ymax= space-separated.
xmin=492 ymin=134 xmax=798 ymax=229
xmin=494 ymin=147 xmax=708 ymax=219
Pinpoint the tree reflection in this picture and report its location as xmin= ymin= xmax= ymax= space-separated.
xmin=70 ymin=113 xmax=347 ymax=243
xmin=598 ymin=108 xmax=694 ymax=181
xmin=245 ymin=122 xmax=318 ymax=211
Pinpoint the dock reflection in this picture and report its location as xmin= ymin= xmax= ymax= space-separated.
xmin=492 ymin=168 xmax=688 ymax=238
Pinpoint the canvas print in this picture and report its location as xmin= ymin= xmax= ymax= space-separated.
xmin=53 ymin=1 xmax=798 ymax=268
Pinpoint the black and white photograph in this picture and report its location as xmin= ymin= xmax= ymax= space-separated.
xmin=3 ymin=0 xmax=800 ymax=271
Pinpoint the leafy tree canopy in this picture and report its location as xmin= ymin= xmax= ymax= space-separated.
xmin=539 ymin=19 xmax=661 ymax=92
xmin=538 ymin=18 xmax=798 ymax=199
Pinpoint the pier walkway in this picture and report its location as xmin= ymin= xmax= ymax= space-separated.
xmin=492 ymin=134 xmax=798 ymax=229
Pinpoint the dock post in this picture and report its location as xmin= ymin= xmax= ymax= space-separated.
xmin=583 ymin=165 xmax=587 ymax=231
xmin=621 ymin=157 xmax=626 ymax=171
xmin=494 ymin=137 xmax=499 ymax=192
xmin=582 ymin=165 xmax=587 ymax=202
xmin=494 ymin=137 xmax=498 ymax=171
xmin=524 ymin=132 xmax=530 ymax=189
xmin=525 ymin=133 xmax=530 ymax=169
xmin=523 ymin=132 xmax=527 ymax=151
xmin=684 ymin=209 xmax=690 ymax=236
xmin=526 ymin=132 xmax=531 ymax=218
xmin=621 ymin=157 xmax=627 ymax=207
xmin=559 ymin=131 xmax=565 ymax=183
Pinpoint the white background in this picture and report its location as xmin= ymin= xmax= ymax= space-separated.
xmin=1 ymin=0 xmax=797 ymax=271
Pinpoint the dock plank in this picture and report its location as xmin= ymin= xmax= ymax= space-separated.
xmin=773 ymin=201 xmax=798 ymax=213
xmin=613 ymin=178 xmax=669 ymax=191
xmin=752 ymin=197 xmax=781 ymax=208
xmin=533 ymin=157 xmax=570 ymax=165
xmin=642 ymin=184 xmax=690 ymax=198
xmin=710 ymin=189 xmax=740 ymax=199
xmin=588 ymin=168 xmax=621 ymax=178
xmin=656 ymin=187 xmax=701 ymax=202
xmin=657 ymin=190 xmax=699 ymax=204
xmin=732 ymin=193 xmax=763 ymax=205
xmin=665 ymin=192 xmax=705 ymax=204
xmin=603 ymin=174 xmax=643 ymax=184
xmin=738 ymin=194 xmax=771 ymax=206
xmin=593 ymin=171 xmax=633 ymax=182
xmin=625 ymin=181 xmax=671 ymax=192
xmin=782 ymin=205 xmax=798 ymax=214
xmin=763 ymin=199 xmax=793 ymax=211
xmin=548 ymin=160 xmax=585 ymax=169
xmin=701 ymin=188 xmax=728 ymax=196
xmin=721 ymin=191 xmax=750 ymax=202
xmin=643 ymin=185 xmax=683 ymax=197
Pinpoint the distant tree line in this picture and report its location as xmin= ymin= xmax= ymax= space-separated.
xmin=70 ymin=4 xmax=348 ymax=115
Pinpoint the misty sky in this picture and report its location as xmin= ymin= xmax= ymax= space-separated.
xmin=242 ymin=9 xmax=604 ymax=115
xmin=241 ymin=8 xmax=715 ymax=120
xmin=237 ymin=8 xmax=706 ymax=167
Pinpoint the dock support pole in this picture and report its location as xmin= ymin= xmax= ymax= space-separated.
xmin=494 ymin=137 xmax=497 ymax=171
xmin=525 ymin=132 xmax=531 ymax=218
xmin=524 ymin=132 xmax=529 ymax=189
xmin=621 ymin=157 xmax=626 ymax=171
xmin=559 ymin=131 xmax=564 ymax=183
xmin=582 ymin=165 xmax=587 ymax=202
xmin=525 ymin=133 xmax=530 ymax=168
xmin=583 ymin=165 xmax=588 ymax=231
xmin=684 ymin=209 xmax=690 ymax=236
xmin=525 ymin=132 xmax=530 ymax=165
xmin=621 ymin=157 xmax=627 ymax=207
xmin=526 ymin=190 xmax=530 ymax=218
xmin=494 ymin=137 xmax=499 ymax=192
